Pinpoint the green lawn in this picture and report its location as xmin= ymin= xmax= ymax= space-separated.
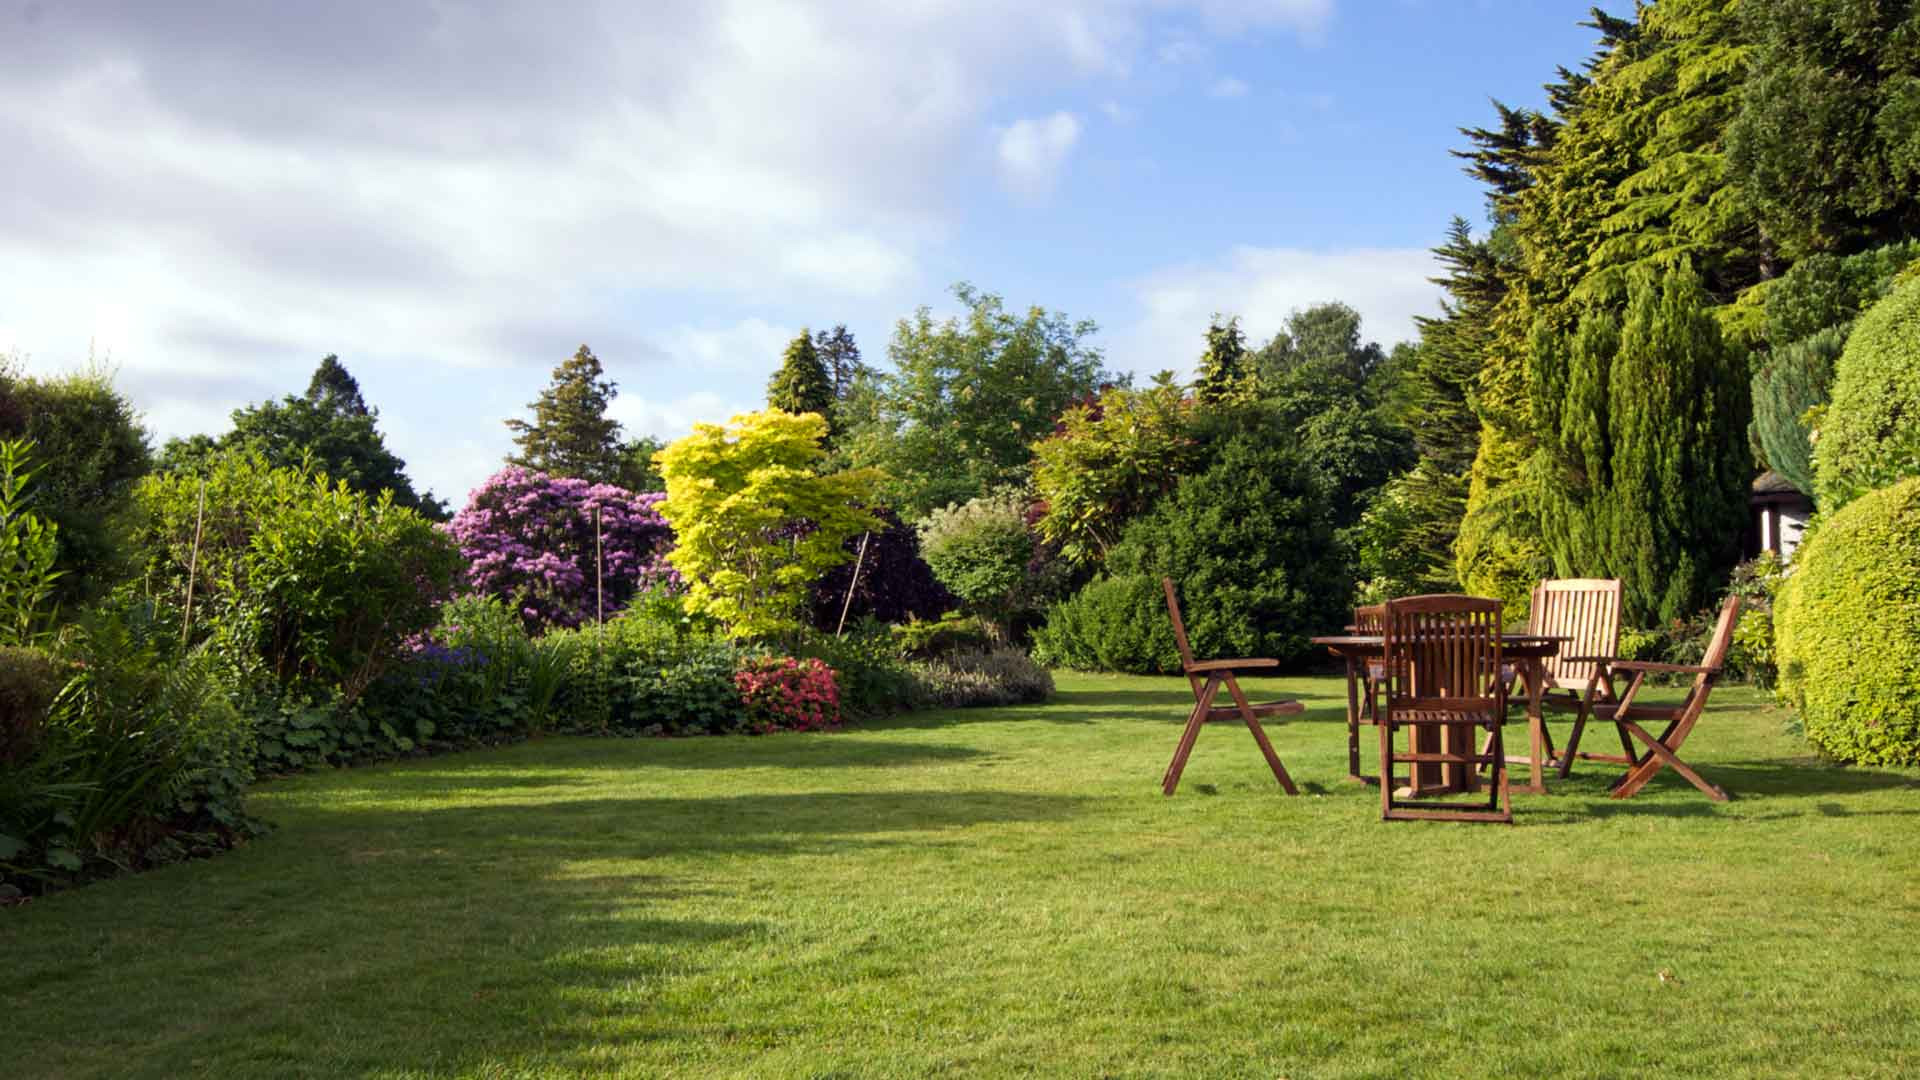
xmin=5 ymin=673 xmax=1918 ymax=1078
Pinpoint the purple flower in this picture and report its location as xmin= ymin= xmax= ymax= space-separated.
xmin=445 ymin=467 xmax=675 ymax=630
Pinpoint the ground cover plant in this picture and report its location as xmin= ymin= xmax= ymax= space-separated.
xmin=4 ymin=673 xmax=1915 ymax=1078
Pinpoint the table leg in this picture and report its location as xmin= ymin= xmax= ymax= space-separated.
xmin=1519 ymin=661 xmax=1547 ymax=795
xmin=1343 ymin=654 xmax=1368 ymax=784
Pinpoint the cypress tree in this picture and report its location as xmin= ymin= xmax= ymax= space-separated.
xmin=1535 ymin=265 xmax=1751 ymax=624
xmin=506 ymin=344 xmax=626 ymax=483
xmin=767 ymin=330 xmax=834 ymax=422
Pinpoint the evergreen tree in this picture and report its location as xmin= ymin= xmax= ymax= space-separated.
xmin=812 ymin=324 xmax=869 ymax=400
xmin=305 ymin=354 xmax=368 ymax=416
xmin=1728 ymin=0 xmax=1920 ymax=261
xmin=766 ymin=330 xmax=835 ymax=421
xmin=1193 ymin=316 xmax=1250 ymax=404
xmin=1533 ymin=265 xmax=1752 ymax=624
xmin=505 ymin=345 xmax=626 ymax=484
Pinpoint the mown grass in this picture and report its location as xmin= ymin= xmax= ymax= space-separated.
xmin=5 ymin=672 xmax=1918 ymax=1078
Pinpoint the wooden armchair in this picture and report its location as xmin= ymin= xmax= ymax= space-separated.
xmin=1526 ymin=579 xmax=1624 ymax=778
xmin=1378 ymin=595 xmax=1512 ymax=824
xmin=1558 ymin=594 xmax=1741 ymax=801
xmin=1159 ymin=579 xmax=1303 ymax=796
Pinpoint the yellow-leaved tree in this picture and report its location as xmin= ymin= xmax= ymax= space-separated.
xmin=654 ymin=410 xmax=883 ymax=639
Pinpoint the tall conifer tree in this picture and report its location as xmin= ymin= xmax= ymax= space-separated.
xmin=506 ymin=345 xmax=626 ymax=484
xmin=767 ymin=330 xmax=835 ymax=424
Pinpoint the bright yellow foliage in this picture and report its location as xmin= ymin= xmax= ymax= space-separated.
xmin=654 ymin=409 xmax=883 ymax=639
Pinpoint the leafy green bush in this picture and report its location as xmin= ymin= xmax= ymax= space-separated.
xmin=1033 ymin=435 xmax=1346 ymax=674
xmin=794 ymin=621 xmax=918 ymax=718
xmin=1759 ymin=242 xmax=1920 ymax=347
xmin=1814 ymin=276 xmax=1920 ymax=508
xmin=3 ymin=604 xmax=258 ymax=893
xmin=1032 ymin=574 xmax=1177 ymax=673
xmin=0 ymin=439 xmax=65 ymax=646
xmin=908 ymin=648 xmax=1054 ymax=709
xmin=0 ymin=646 xmax=63 ymax=774
xmin=0 ymin=365 xmax=152 ymax=607
xmin=131 ymin=451 xmax=460 ymax=696
xmin=918 ymin=493 xmax=1043 ymax=640
xmin=1775 ymin=477 xmax=1920 ymax=765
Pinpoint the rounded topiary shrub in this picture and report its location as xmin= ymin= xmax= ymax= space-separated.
xmin=1813 ymin=276 xmax=1920 ymax=509
xmin=1775 ymin=477 xmax=1920 ymax=765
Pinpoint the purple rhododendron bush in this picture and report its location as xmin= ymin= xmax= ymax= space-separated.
xmin=446 ymin=466 xmax=676 ymax=629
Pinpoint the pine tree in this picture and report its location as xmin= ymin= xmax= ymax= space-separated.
xmin=1193 ymin=316 xmax=1251 ymax=404
xmin=305 ymin=354 xmax=368 ymax=416
xmin=812 ymin=324 xmax=869 ymax=400
xmin=767 ymin=330 xmax=835 ymax=421
xmin=506 ymin=344 xmax=626 ymax=483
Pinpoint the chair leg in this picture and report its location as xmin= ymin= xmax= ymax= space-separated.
xmin=1378 ymin=720 xmax=1394 ymax=820
xmin=1557 ymin=712 xmax=1588 ymax=779
xmin=1223 ymin=674 xmax=1298 ymax=796
xmin=1613 ymin=720 xmax=1728 ymax=801
xmin=1162 ymin=677 xmax=1219 ymax=796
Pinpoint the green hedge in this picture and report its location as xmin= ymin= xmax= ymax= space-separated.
xmin=1814 ymin=277 xmax=1920 ymax=509
xmin=1776 ymin=477 xmax=1920 ymax=766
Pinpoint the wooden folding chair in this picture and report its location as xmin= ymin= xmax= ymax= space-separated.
xmin=1160 ymin=579 xmax=1303 ymax=796
xmin=1352 ymin=603 xmax=1387 ymax=723
xmin=1558 ymin=594 xmax=1741 ymax=801
xmin=1506 ymin=579 xmax=1623 ymax=778
xmin=1379 ymin=595 xmax=1512 ymax=823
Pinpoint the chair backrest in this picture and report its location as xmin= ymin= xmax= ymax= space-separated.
xmin=1382 ymin=594 xmax=1505 ymax=719
xmin=1352 ymin=603 xmax=1385 ymax=635
xmin=1161 ymin=578 xmax=1198 ymax=671
xmin=1528 ymin=578 xmax=1623 ymax=691
xmin=1696 ymin=594 xmax=1743 ymax=685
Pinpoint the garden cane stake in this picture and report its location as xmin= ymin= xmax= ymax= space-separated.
xmin=836 ymin=530 xmax=872 ymax=638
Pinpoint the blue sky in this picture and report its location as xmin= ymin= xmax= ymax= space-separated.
xmin=0 ymin=1 xmax=1600 ymax=504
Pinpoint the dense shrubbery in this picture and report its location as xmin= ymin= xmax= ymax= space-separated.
xmin=1813 ymin=277 xmax=1920 ymax=509
xmin=132 ymin=451 xmax=460 ymax=696
xmin=909 ymin=648 xmax=1054 ymax=709
xmin=446 ymin=466 xmax=673 ymax=630
xmin=2 ymin=605 xmax=259 ymax=891
xmin=1035 ymin=435 xmax=1345 ymax=673
xmin=1776 ymin=478 xmax=1920 ymax=766
xmin=0 ymin=366 xmax=152 ymax=607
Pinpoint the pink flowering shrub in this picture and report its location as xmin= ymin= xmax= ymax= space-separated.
xmin=734 ymin=656 xmax=841 ymax=732
xmin=445 ymin=466 xmax=675 ymax=630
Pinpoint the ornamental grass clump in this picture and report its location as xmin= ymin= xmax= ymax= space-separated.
xmin=446 ymin=466 xmax=674 ymax=630
xmin=734 ymin=656 xmax=841 ymax=733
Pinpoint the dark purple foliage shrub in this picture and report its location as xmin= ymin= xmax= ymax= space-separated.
xmin=808 ymin=508 xmax=952 ymax=630
xmin=446 ymin=466 xmax=674 ymax=630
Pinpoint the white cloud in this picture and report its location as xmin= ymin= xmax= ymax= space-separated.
xmin=995 ymin=112 xmax=1084 ymax=202
xmin=1210 ymin=76 xmax=1251 ymax=98
xmin=0 ymin=0 xmax=1340 ymax=500
xmin=1112 ymin=245 xmax=1443 ymax=379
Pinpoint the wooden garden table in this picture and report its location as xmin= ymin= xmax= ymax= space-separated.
xmin=1311 ymin=633 xmax=1570 ymax=795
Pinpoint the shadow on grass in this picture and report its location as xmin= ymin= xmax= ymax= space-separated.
xmin=8 ymin=787 xmax=1094 ymax=1074
xmin=294 ymin=789 xmax=1094 ymax=862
